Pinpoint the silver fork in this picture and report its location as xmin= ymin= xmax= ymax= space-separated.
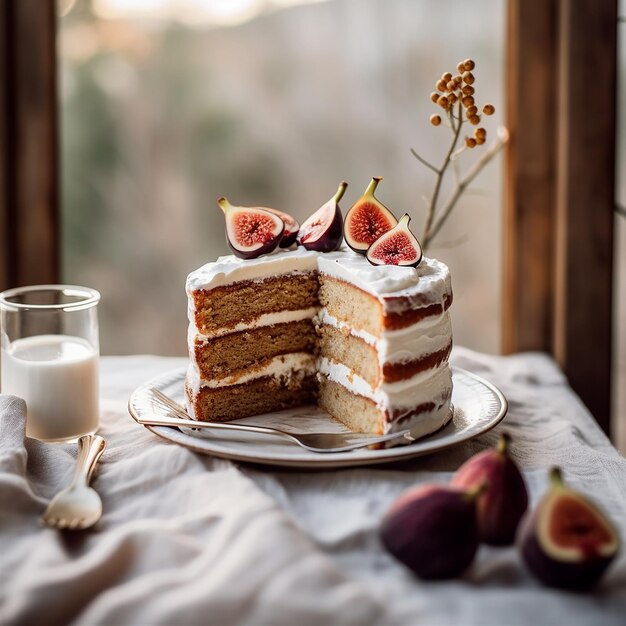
xmin=41 ymin=434 xmax=107 ymax=530
xmin=143 ymin=387 xmax=415 ymax=453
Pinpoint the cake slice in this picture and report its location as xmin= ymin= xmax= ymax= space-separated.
xmin=315 ymin=254 xmax=453 ymax=439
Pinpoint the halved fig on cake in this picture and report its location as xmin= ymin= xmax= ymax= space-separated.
xmin=297 ymin=181 xmax=347 ymax=252
xmin=366 ymin=214 xmax=422 ymax=267
xmin=344 ymin=176 xmax=398 ymax=253
xmin=218 ymin=197 xmax=284 ymax=259
xmin=263 ymin=208 xmax=300 ymax=248
xmin=519 ymin=467 xmax=620 ymax=590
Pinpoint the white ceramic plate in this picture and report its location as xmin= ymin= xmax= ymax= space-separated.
xmin=128 ymin=367 xmax=507 ymax=469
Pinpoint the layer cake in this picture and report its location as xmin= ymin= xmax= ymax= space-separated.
xmin=185 ymin=247 xmax=453 ymax=443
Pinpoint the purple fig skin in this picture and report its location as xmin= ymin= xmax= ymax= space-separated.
xmin=452 ymin=433 xmax=528 ymax=546
xmin=298 ymin=182 xmax=347 ymax=252
xmin=263 ymin=207 xmax=300 ymax=248
xmin=380 ymin=484 xmax=482 ymax=580
xmin=279 ymin=229 xmax=299 ymax=248
xmin=518 ymin=468 xmax=620 ymax=590
xmin=300 ymin=206 xmax=343 ymax=252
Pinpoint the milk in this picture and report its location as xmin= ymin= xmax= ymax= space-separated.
xmin=1 ymin=334 xmax=99 ymax=442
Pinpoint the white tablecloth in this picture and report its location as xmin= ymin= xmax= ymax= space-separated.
xmin=1 ymin=347 xmax=625 ymax=626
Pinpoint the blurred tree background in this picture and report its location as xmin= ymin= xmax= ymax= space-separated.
xmin=60 ymin=0 xmax=507 ymax=356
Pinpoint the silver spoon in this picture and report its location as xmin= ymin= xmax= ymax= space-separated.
xmin=41 ymin=434 xmax=107 ymax=530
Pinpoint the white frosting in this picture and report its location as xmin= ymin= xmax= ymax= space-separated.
xmin=316 ymin=253 xmax=419 ymax=294
xmin=191 ymin=307 xmax=317 ymax=342
xmin=186 ymin=246 xmax=451 ymax=303
xmin=316 ymin=251 xmax=451 ymax=307
xmin=315 ymin=308 xmax=452 ymax=365
xmin=186 ymin=247 xmax=319 ymax=293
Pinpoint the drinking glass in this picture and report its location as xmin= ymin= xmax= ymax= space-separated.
xmin=0 ymin=285 xmax=100 ymax=442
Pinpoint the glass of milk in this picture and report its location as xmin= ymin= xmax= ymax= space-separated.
xmin=0 ymin=285 xmax=100 ymax=442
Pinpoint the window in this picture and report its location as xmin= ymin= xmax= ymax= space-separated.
xmin=60 ymin=0 xmax=505 ymax=355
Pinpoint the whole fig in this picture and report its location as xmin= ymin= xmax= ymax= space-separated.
xmin=519 ymin=467 xmax=620 ymax=590
xmin=380 ymin=483 xmax=485 ymax=579
xmin=452 ymin=432 xmax=528 ymax=545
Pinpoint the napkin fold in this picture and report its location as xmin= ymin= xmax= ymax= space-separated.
xmin=0 ymin=395 xmax=46 ymax=523
xmin=0 ymin=391 xmax=382 ymax=626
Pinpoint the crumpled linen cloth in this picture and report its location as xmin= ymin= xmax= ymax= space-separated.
xmin=0 ymin=347 xmax=625 ymax=626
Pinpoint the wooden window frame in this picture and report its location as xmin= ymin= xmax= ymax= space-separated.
xmin=0 ymin=0 xmax=618 ymax=435
xmin=0 ymin=0 xmax=59 ymax=290
xmin=504 ymin=0 xmax=617 ymax=434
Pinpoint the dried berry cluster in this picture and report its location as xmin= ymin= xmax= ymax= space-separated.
xmin=411 ymin=55 xmax=507 ymax=251
xmin=429 ymin=58 xmax=495 ymax=149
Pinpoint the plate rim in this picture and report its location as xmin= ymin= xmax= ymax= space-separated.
xmin=127 ymin=366 xmax=508 ymax=469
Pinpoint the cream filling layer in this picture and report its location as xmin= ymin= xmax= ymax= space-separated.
xmin=190 ymin=307 xmax=318 ymax=343
xmin=186 ymin=353 xmax=452 ymax=437
xmin=315 ymin=309 xmax=452 ymax=365
xmin=187 ymin=354 xmax=452 ymax=436
xmin=386 ymin=400 xmax=452 ymax=439
xmin=188 ymin=307 xmax=451 ymax=394
xmin=317 ymin=357 xmax=452 ymax=410
xmin=317 ymin=357 xmax=452 ymax=436
xmin=187 ymin=352 xmax=316 ymax=393
xmin=188 ymin=345 xmax=448 ymax=400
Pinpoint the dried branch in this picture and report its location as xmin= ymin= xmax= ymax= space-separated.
xmin=423 ymin=127 xmax=509 ymax=249
xmin=410 ymin=149 xmax=440 ymax=174
xmin=450 ymin=145 xmax=467 ymax=161
xmin=416 ymin=59 xmax=505 ymax=251
xmin=422 ymin=100 xmax=464 ymax=244
xmin=452 ymin=156 xmax=461 ymax=184
xmin=450 ymin=114 xmax=462 ymax=183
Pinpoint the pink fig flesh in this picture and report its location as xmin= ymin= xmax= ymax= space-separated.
xmin=297 ymin=181 xmax=347 ymax=252
xmin=366 ymin=214 xmax=422 ymax=267
xmin=519 ymin=468 xmax=620 ymax=590
xmin=344 ymin=177 xmax=398 ymax=253
xmin=380 ymin=483 xmax=484 ymax=579
xmin=452 ymin=432 xmax=528 ymax=545
xmin=218 ymin=197 xmax=284 ymax=259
